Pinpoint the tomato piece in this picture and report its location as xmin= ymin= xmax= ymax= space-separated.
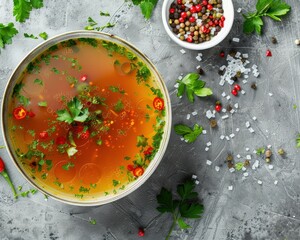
xmin=133 ymin=167 xmax=144 ymax=177
xmin=27 ymin=110 xmax=35 ymax=118
xmin=153 ymin=97 xmax=164 ymax=110
xmin=127 ymin=164 xmax=134 ymax=171
xmin=80 ymin=130 xmax=90 ymax=140
xmin=13 ymin=106 xmax=27 ymax=120
xmin=143 ymin=147 xmax=154 ymax=156
xmin=56 ymin=136 xmax=66 ymax=145
xmin=39 ymin=131 xmax=49 ymax=140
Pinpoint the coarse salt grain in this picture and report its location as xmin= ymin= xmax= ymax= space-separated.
xmin=267 ymin=145 xmax=272 ymax=149
xmin=241 ymin=90 xmax=246 ymax=95
xmin=195 ymin=180 xmax=200 ymax=185
xmin=269 ymin=93 xmax=273 ymax=97
xmin=192 ymin=175 xmax=197 ymax=179
xmin=186 ymin=114 xmax=191 ymax=120
xmin=206 ymin=142 xmax=212 ymax=147
xmin=222 ymin=115 xmax=229 ymax=120
xmin=237 ymin=154 xmax=241 ymax=158
xmin=230 ymin=133 xmax=235 ymax=138
xmin=246 ymin=155 xmax=251 ymax=160
xmin=268 ymin=165 xmax=274 ymax=170
xmin=215 ymin=166 xmax=220 ymax=172
xmin=230 ymin=109 xmax=235 ymax=114
xmin=228 ymin=185 xmax=233 ymax=191
xmin=202 ymin=130 xmax=207 ymax=134
xmin=246 ymin=148 xmax=250 ymax=151
xmin=252 ymin=116 xmax=257 ymax=121
xmin=222 ymin=108 xmax=227 ymax=113
xmin=196 ymin=55 xmax=202 ymax=61
xmin=220 ymin=135 xmax=225 ymax=140
xmin=242 ymin=53 xmax=248 ymax=58
xmin=274 ymin=180 xmax=278 ymax=185
xmin=242 ymin=167 xmax=247 ymax=171
xmin=236 ymin=128 xmax=240 ymax=132
xmin=196 ymin=65 xmax=201 ymax=69
xmin=243 ymin=172 xmax=249 ymax=177
xmin=246 ymin=121 xmax=250 ymax=128
xmin=220 ymin=65 xmax=226 ymax=71
xmin=257 ymin=180 xmax=263 ymax=185
xmin=192 ymin=111 xmax=198 ymax=116
xmin=180 ymin=137 xmax=184 ymax=141
xmin=206 ymin=160 xmax=212 ymax=165
xmin=229 ymin=168 xmax=235 ymax=173
xmin=205 ymin=147 xmax=209 ymax=151
xmin=174 ymin=83 xmax=179 ymax=88
xmin=226 ymin=95 xmax=231 ymax=100
xmin=219 ymin=79 xmax=225 ymax=86
xmin=222 ymin=92 xmax=226 ymax=97
xmin=242 ymin=80 xmax=248 ymax=84
xmin=180 ymin=49 xmax=186 ymax=54
xmin=226 ymin=136 xmax=230 ymax=141
xmin=232 ymin=38 xmax=240 ymax=42
xmin=234 ymin=103 xmax=239 ymax=108
xmin=178 ymin=75 xmax=183 ymax=80
xmin=249 ymin=128 xmax=255 ymax=133
xmin=237 ymin=7 xmax=242 ymax=13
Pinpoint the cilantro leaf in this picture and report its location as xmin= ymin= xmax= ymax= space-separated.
xmin=177 ymin=73 xmax=212 ymax=102
xmin=0 ymin=23 xmax=18 ymax=49
xmin=243 ymin=0 xmax=290 ymax=35
xmin=175 ymin=124 xmax=202 ymax=143
xmin=57 ymin=97 xmax=89 ymax=124
xmin=13 ymin=0 xmax=43 ymax=23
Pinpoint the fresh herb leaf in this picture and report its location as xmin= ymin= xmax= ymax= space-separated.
xmin=24 ymin=33 xmax=38 ymax=39
xmin=100 ymin=11 xmax=110 ymax=16
xmin=132 ymin=0 xmax=158 ymax=19
xmin=156 ymin=179 xmax=204 ymax=239
xmin=174 ymin=124 xmax=203 ymax=143
xmin=38 ymin=101 xmax=47 ymax=107
xmin=243 ymin=0 xmax=291 ymax=35
xmin=114 ymin=99 xmax=124 ymax=112
xmin=0 ymin=22 xmax=18 ymax=50
xmin=137 ymin=135 xmax=148 ymax=147
xmin=39 ymin=32 xmax=48 ymax=40
xmin=62 ymin=162 xmax=75 ymax=170
xmin=296 ymin=134 xmax=300 ymax=148
xmin=177 ymin=73 xmax=212 ymax=102
xmin=34 ymin=78 xmax=43 ymax=85
xmin=112 ymin=179 xmax=120 ymax=187
xmin=235 ymin=162 xmax=244 ymax=171
xmin=89 ymin=219 xmax=97 ymax=225
xmin=256 ymin=147 xmax=265 ymax=155
xmin=13 ymin=0 xmax=44 ymax=23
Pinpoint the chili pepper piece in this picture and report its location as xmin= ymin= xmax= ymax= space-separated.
xmin=153 ymin=97 xmax=164 ymax=110
xmin=133 ymin=167 xmax=144 ymax=177
xmin=13 ymin=106 xmax=27 ymax=120
xmin=0 ymin=157 xmax=18 ymax=199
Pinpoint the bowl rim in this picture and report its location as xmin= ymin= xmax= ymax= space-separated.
xmin=1 ymin=30 xmax=172 ymax=206
xmin=162 ymin=0 xmax=235 ymax=50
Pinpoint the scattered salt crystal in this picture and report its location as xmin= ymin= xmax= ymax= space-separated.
xmin=196 ymin=55 xmax=202 ymax=61
xmin=222 ymin=92 xmax=226 ymax=97
xmin=205 ymin=147 xmax=209 ymax=151
xmin=246 ymin=155 xmax=251 ymax=160
xmin=252 ymin=160 xmax=259 ymax=170
xmin=234 ymin=103 xmax=239 ymax=109
xmin=185 ymin=139 xmax=189 ymax=143
xmin=237 ymin=154 xmax=241 ymax=158
xmin=249 ymin=128 xmax=255 ymax=133
xmin=253 ymin=150 xmax=257 ymax=154
xmin=245 ymin=148 xmax=250 ymax=151
xmin=202 ymin=130 xmax=207 ymax=134
xmin=180 ymin=49 xmax=186 ymax=54
xmin=237 ymin=7 xmax=242 ymax=13
xmin=180 ymin=137 xmax=184 ymax=141
xmin=241 ymin=90 xmax=246 ymax=95
xmin=179 ymin=96 xmax=183 ymax=99
xmin=174 ymin=83 xmax=179 ymax=88
xmin=268 ymin=165 xmax=274 ymax=170
xmin=192 ymin=111 xmax=198 ymax=116
xmin=220 ymin=135 xmax=225 ymax=140
xmin=252 ymin=64 xmax=258 ymax=69
xmin=274 ymin=180 xmax=278 ymax=185
xmin=269 ymin=92 xmax=273 ymax=97
xmin=198 ymin=53 xmax=203 ymax=57
xmin=244 ymin=75 xmax=249 ymax=79
xmin=228 ymin=80 xmax=235 ymax=85
xmin=215 ymin=166 xmax=220 ymax=172
xmin=206 ymin=110 xmax=214 ymax=119
xmin=219 ymin=79 xmax=225 ymax=86
xmin=206 ymin=160 xmax=212 ymax=165
xmin=192 ymin=175 xmax=197 ymax=179
xmin=222 ymin=115 xmax=229 ymax=120
xmin=242 ymin=167 xmax=247 ymax=171
xmin=232 ymin=38 xmax=240 ymax=42
xmin=186 ymin=114 xmax=191 ymax=120
xmin=267 ymin=145 xmax=272 ymax=149
xmin=206 ymin=142 xmax=212 ymax=147
xmin=235 ymin=52 xmax=241 ymax=58
xmin=257 ymin=180 xmax=263 ymax=185
xmin=230 ymin=109 xmax=235 ymax=114
xmin=229 ymin=168 xmax=235 ymax=173
xmin=243 ymin=172 xmax=249 ymax=177
xmin=242 ymin=80 xmax=248 ymax=84
xmin=230 ymin=133 xmax=235 ymax=138
xmin=226 ymin=95 xmax=231 ymax=100
xmin=228 ymin=185 xmax=233 ymax=191
xmin=252 ymin=116 xmax=257 ymax=121
xmin=196 ymin=65 xmax=201 ymax=69
xmin=236 ymin=128 xmax=240 ymax=132
xmin=222 ymin=108 xmax=227 ymax=113
xmin=246 ymin=121 xmax=250 ymax=128
xmin=242 ymin=53 xmax=248 ymax=58
xmin=195 ymin=180 xmax=200 ymax=185
xmin=178 ymin=75 xmax=183 ymax=81
xmin=226 ymin=136 xmax=230 ymax=141
xmin=220 ymin=65 xmax=226 ymax=71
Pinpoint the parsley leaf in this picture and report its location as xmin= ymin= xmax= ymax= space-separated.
xmin=39 ymin=32 xmax=48 ymax=40
xmin=24 ymin=33 xmax=38 ymax=39
xmin=177 ymin=73 xmax=212 ymax=102
xmin=62 ymin=162 xmax=75 ymax=170
xmin=174 ymin=124 xmax=203 ymax=143
xmin=256 ymin=147 xmax=265 ymax=155
xmin=156 ymin=179 xmax=204 ymax=239
xmin=0 ymin=23 xmax=18 ymax=50
xmin=56 ymin=97 xmax=89 ymax=124
xmin=235 ymin=162 xmax=244 ymax=171
xmin=296 ymin=134 xmax=300 ymax=148
xmin=243 ymin=0 xmax=291 ymax=35
xmin=13 ymin=0 xmax=44 ymax=23
xmin=132 ymin=0 xmax=158 ymax=19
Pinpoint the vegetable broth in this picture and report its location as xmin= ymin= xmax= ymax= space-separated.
xmin=7 ymin=38 xmax=166 ymax=201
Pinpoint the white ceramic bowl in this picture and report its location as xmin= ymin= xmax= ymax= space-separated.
xmin=162 ymin=0 xmax=234 ymax=50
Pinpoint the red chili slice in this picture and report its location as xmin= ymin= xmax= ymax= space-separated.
xmin=153 ymin=97 xmax=164 ymax=110
xmin=80 ymin=130 xmax=90 ymax=140
xmin=56 ymin=136 xmax=66 ymax=145
xmin=27 ymin=111 xmax=35 ymax=118
xmin=13 ymin=106 xmax=27 ymax=120
xmin=127 ymin=165 xmax=134 ymax=171
xmin=133 ymin=167 xmax=144 ymax=177
xmin=143 ymin=147 xmax=154 ymax=156
xmin=39 ymin=131 xmax=49 ymax=140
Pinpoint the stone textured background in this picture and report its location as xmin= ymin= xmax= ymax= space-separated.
xmin=0 ymin=0 xmax=300 ymax=239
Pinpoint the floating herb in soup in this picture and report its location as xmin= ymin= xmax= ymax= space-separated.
xmin=8 ymin=38 xmax=166 ymax=201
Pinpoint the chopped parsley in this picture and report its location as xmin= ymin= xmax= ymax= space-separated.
xmin=34 ymin=78 xmax=43 ymax=85
xmin=24 ymin=33 xmax=38 ymax=39
xmin=256 ymin=147 xmax=265 ymax=155
xmin=235 ymin=162 xmax=244 ymax=171
xmin=38 ymin=101 xmax=47 ymax=107
xmin=79 ymin=186 xmax=90 ymax=193
xmin=39 ymin=32 xmax=48 ymax=40
xmin=62 ymin=162 xmax=75 ymax=171
xmin=114 ymin=99 xmax=124 ymax=112
xmin=100 ymin=11 xmax=110 ymax=16
xmin=112 ymin=180 xmax=120 ymax=187
xmin=0 ymin=22 xmax=18 ymax=49
xmin=137 ymin=135 xmax=148 ymax=147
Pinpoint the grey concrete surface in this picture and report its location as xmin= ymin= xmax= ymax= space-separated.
xmin=1 ymin=0 xmax=300 ymax=239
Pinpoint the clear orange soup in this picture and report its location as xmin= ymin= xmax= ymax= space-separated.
xmin=8 ymin=38 xmax=166 ymax=200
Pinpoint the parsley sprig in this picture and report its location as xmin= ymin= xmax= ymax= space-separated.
xmin=13 ymin=0 xmax=44 ymax=23
xmin=0 ymin=23 xmax=18 ymax=50
xmin=243 ymin=0 xmax=291 ymax=35
xmin=156 ymin=179 xmax=204 ymax=240
xmin=177 ymin=73 xmax=212 ymax=103
xmin=131 ymin=0 xmax=158 ymax=20
xmin=174 ymin=124 xmax=203 ymax=143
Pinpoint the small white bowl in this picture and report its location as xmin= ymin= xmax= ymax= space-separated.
xmin=162 ymin=0 xmax=234 ymax=50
